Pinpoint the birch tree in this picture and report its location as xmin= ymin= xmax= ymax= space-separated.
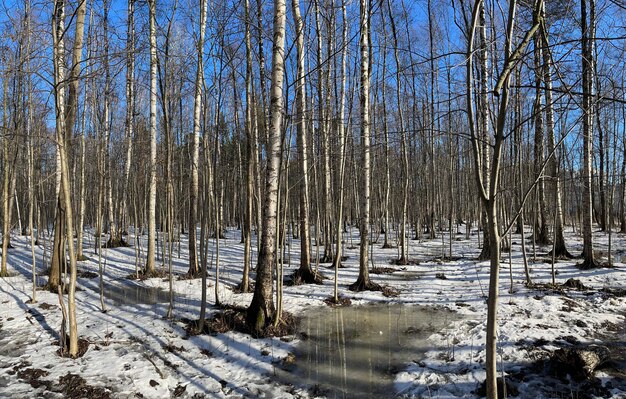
xmin=52 ymin=0 xmax=86 ymax=358
xmin=246 ymin=0 xmax=287 ymax=335
xmin=188 ymin=0 xmax=208 ymax=277
xmin=145 ymin=0 xmax=158 ymax=275
xmin=291 ymin=0 xmax=322 ymax=285
xmin=349 ymin=0 xmax=379 ymax=292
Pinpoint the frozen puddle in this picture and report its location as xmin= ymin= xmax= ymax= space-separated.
xmin=104 ymin=283 xmax=171 ymax=305
xmin=290 ymin=304 xmax=457 ymax=398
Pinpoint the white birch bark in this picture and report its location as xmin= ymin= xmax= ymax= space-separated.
xmin=189 ymin=0 xmax=207 ymax=276
xmin=246 ymin=0 xmax=287 ymax=334
xmin=146 ymin=0 xmax=158 ymax=274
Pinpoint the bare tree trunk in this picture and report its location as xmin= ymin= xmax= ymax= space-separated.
xmin=1 ymin=77 xmax=11 ymax=277
xmin=52 ymin=0 xmax=85 ymax=358
xmin=332 ymin=0 xmax=349 ymax=302
xmin=387 ymin=0 xmax=409 ymax=263
xmin=350 ymin=0 xmax=379 ymax=292
xmin=477 ymin=0 xmax=491 ymax=261
xmin=120 ymin=0 xmax=135 ymax=242
xmin=246 ymin=0 xmax=287 ymax=335
xmin=532 ymin=12 xmax=549 ymax=245
xmin=189 ymin=0 xmax=207 ymax=277
xmin=240 ymin=0 xmax=254 ymax=293
xmin=291 ymin=0 xmax=320 ymax=285
xmin=580 ymin=0 xmax=597 ymax=267
xmin=49 ymin=0 xmax=86 ymax=288
xmin=145 ymin=0 xmax=158 ymax=274
xmin=541 ymin=6 xmax=571 ymax=258
xmin=465 ymin=0 xmax=540 ymax=395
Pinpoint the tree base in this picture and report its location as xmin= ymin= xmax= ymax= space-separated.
xmin=324 ymin=295 xmax=352 ymax=307
xmin=529 ymin=233 xmax=552 ymax=246
xmin=477 ymin=246 xmax=491 ymax=261
xmin=547 ymin=246 xmax=574 ymax=260
xmin=348 ymin=277 xmax=382 ymax=292
xmin=290 ymin=267 xmax=325 ymax=285
xmin=128 ymin=269 xmax=170 ymax=280
xmin=198 ymin=307 xmax=298 ymax=338
xmin=104 ymin=238 xmax=130 ymax=249
xmin=56 ymin=337 xmax=90 ymax=359
xmin=318 ymin=255 xmax=334 ymax=264
xmin=0 ymin=270 xmax=16 ymax=278
xmin=578 ymin=257 xmax=600 ymax=270
xmin=180 ymin=270 xmax=201 ymax=280
xmin=232 ymin=281 xmax=254 ymax=294
xmin=381 ymin=243 xmax=396 ymax=249
xmin=476 ymin=377 xmax=519 ymax=398
xmin=390 ymin=257 xmax=419 ymax=266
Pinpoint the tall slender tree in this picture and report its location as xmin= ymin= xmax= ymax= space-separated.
xmin=349 ymin=0 xmax=379 ymax=292
xmin=189 ymin=0 xmax=208 ymax=277
xmin=291 ymin=0 xmax=321 ymax=284
xmin=580 ymin=0 xmax=597 ymax=268
xmin=246 ymin=0 xmax=287 ymax=335
xmin=145 ymin=0 xmax=158 ymax=275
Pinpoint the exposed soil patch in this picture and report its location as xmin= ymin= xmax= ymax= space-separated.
xmin=381 ymin=285 xmax=400 ymax=297
xmin=172 ymin=383 xmax=187 ymax=397
xmin=104 ymin=238 xmax=129 ymax=248
xmin=562 ymin=278 xmax=589 ymax=290
xmin=475 ymin=377 xmax=519 ymax=398
xmin=389 ymin=258 xmax=420 ymax=266
xmin=488 ymin=354 xmax=613 ymax=399
xmin=287 ymin=268 xmax=325 ymax=285
xmin=551 ymin=345 xmax=610 ymax=380
xmin=56 ymin=337 xmax=90 ymax=358
xmin=323 ymin=295 xmax=352 ymax=307
xmin=578 ymin=259 xmax=615 ymax=270
xmin=54 ymin=373 xmax=112 ymax=399
xmin=12 ymin=362 xmax=50 ymax=390
xmin=38 ymin=302 xmax=57 ymax=311
xmin=508 ymin=331 xmax=625 ymax=399
xmin=162 ymin=343 xmax=186 ymax=354
xmin=77 ymin=270 xmax=98 ymax=279
xmin=370 ymin=266 xmax=398 ymax=274
xmin=231 ymin=281 xmax=254 ymax=294
xmin=177 ymin=273 xmax=204 ymax=281
xmin=127 ymin=269 xmax=170 ymax=280
xmin=600 ymin=287 xmax=626 ymax=298
xmin=348 ymin=278 xmax=382 ymax=292
xmin=560 ymin=297 xmax=581 ymax=312
xmin=530 ymin=278 xmax=590 ymax=293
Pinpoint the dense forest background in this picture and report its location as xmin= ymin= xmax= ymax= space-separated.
xmin=0 ymin=0 xmax=625 ymax=397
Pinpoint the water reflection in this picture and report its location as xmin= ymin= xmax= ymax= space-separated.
xmin=292 ymin=304 xmax=456 ymax=398
xmin=104 ymin=284 xmax=171 ymax=305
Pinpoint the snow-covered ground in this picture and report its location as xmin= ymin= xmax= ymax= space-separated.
xmin=0 ymin=226 xmax=624 ymax=398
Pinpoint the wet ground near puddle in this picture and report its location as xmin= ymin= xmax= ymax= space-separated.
xmin=288 ymin=304 xmax=457 ymax=399
xmin=104 ymin=283 xmax=172 ymax=305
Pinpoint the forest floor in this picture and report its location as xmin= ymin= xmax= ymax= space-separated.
xmin=0 ymin=226 xmax=625 ymax=398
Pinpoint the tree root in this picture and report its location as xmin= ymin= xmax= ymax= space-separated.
xmin=104 ymin=237 xmax=130 ymax=249
xmin=289 ymin=267 xmax=325 ymax=285
xmin=324 ymin=295 xmax=352 ymax=307
xmin=578 ymin=258 xmax=600 ymax=270
xmin=232 ymin=281 xmax=254 ymax=293
xmin=318 ymin=255 xmax=334 ymax=264
xmin=348 ymin=277 xmax=382 ymax=292
xmin=546 ymin=246 xmax=574 ymax=260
